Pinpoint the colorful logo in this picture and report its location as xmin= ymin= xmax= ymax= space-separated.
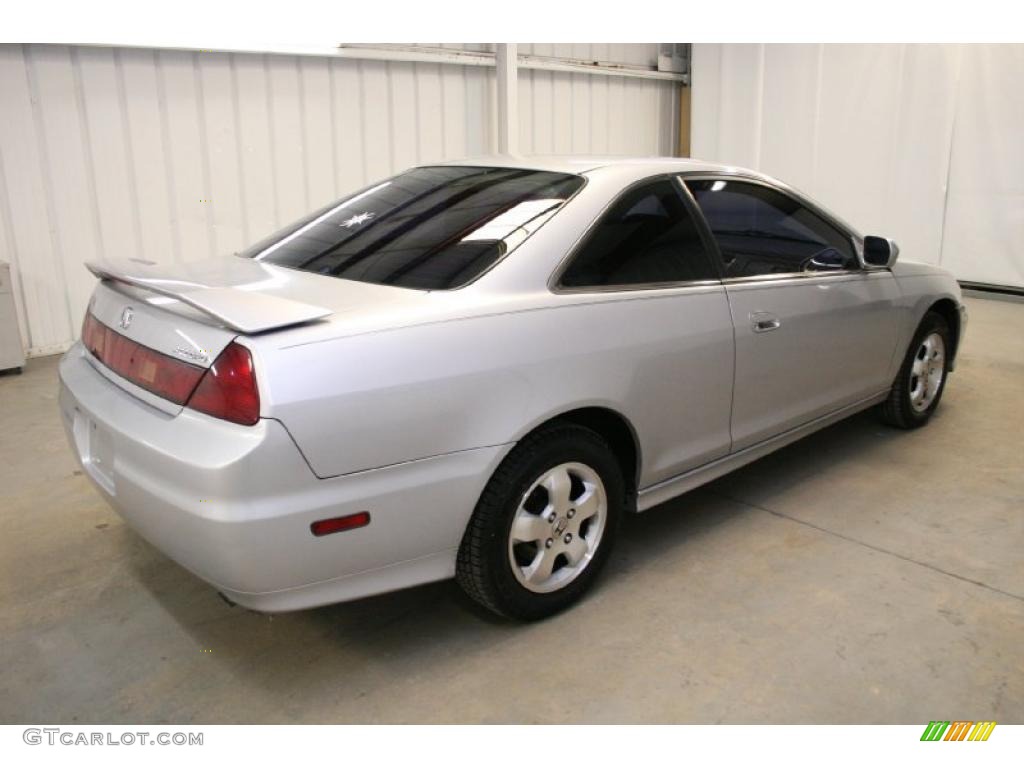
xmin=920 ymin=721 xmax=996 ymax=741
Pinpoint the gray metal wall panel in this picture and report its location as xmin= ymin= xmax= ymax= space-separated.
xmin=0 ymin=43 xmax=677 ymax=355
xmin=691 ymin=43 xmax=1024 ymax=288
xmin=517 ymin=64 xmax=678 ymax=157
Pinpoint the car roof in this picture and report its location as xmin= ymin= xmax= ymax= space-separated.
xmin=429 ymin=154 xmax=758 ymax=178
xmin=429 ymin=154 xmax=862 ymax=241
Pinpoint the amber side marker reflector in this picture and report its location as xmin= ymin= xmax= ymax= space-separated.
xmin=310 ymin=512 xmax=371 ymax=537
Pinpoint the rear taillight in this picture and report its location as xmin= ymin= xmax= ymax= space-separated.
xmin=82 ymin=312 xmax=205 ymax=404
xmin=81 ymin=312 xmax=260 ymax=426
xmin=186 ymin=342 xmax=260 ymax=426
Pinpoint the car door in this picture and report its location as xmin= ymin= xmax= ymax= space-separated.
xmin=554 ymin=176 xmax=734 ymax=486
xmin=683 ymin=176 xmax=901 ymax=451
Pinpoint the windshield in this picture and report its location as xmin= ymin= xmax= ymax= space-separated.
xmin=239 ymin=166 xmax=584 ymax=290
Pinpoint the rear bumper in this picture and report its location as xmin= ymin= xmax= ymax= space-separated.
xmin=58 ymin=343 xmax=508 ymax=611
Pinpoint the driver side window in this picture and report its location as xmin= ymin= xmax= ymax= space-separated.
xmin=685 ymin=179 xmax=857 ymax=278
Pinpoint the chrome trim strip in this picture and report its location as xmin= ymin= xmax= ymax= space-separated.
xmin=724 ymin=271 xmax=860 ymax=283
xmin=720 ymin=270 xmax=895 ymax=286
xmin=636 ymin=391 xmax=889 ymax=512
xmin=554 ymin=278 xmax=722 ymax=295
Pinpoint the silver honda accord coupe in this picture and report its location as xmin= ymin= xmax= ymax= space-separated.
xmin=59 ymin=156 xmax=967 ymax=620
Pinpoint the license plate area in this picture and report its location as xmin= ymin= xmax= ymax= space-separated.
xmin=72 ymin=408 xmax=116 ymax=496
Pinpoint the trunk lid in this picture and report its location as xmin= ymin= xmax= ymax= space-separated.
xmin=83 ymin=255 xmax=449 ymax=414
xmin=83 ymin=256 xmax=348 ymax=415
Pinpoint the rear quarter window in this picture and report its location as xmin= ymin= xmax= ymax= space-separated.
xmin=559 ymin=178 xmax=718 ymax=288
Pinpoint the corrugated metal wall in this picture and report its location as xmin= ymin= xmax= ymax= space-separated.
xmin=691 ymin=43 xmax=1024 ymax=289
xmin=517 ymin=44 xmax=679 ymax=156
xmin=0 ymin=43 xmax=679 ymax=356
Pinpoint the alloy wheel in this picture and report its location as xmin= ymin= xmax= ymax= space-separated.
xmin=909 ymin=332 xmax=945 ymax=413
xmin=507 ymin=462 xmax=607 ymax=594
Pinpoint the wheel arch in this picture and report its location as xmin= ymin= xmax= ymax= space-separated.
xmin=926 ymin=297 xmax=962 ymax=364
xmin=514 ymin=406 xmax=643 ymax=512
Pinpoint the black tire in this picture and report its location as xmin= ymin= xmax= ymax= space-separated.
xmin=456 ymin=422 xmax=625 ymax=621
xmin=879 ymin=310 xmax=951 ymax=429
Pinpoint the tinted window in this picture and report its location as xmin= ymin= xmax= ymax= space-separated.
xmin=560 ymin=179 xmax=716 ymax=288
xmin=685 ymin=180 xmax=857 ymax=278
xmin=240 ymin=166 xmax=583 ymax=290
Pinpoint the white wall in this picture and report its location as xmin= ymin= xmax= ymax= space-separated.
xmin=691 ymin=44 xmax=1024 ymax=290
xmin=0 ymin=43 xmax=678 ymax=356
xmin=518 ymin=44 xmax=678 ymax=156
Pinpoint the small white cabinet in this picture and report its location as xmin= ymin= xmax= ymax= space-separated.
xmin=0 ymin=261 xmax=25 ymax=372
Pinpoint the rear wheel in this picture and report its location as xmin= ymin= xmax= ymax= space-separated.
xmin=879 ymin=311 xmax=951 ymax=429
xmin=456 ymin=423 xmax=624 ymax=620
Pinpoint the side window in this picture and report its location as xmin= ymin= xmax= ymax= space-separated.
xmin=685 ymin=179 xmax=858 ymax=278
xmin=559 ymin=179 xmax=717 ymax=288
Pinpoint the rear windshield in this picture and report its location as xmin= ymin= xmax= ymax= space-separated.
xmin=240 ymin=166 xmax=584 ymax=290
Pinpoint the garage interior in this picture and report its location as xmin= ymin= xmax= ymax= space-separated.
xmin=1 ymin=43 xmax=1022 ymax=723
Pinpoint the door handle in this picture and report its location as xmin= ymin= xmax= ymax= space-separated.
xmin=750 ymin=312 xmax=781 ymax=333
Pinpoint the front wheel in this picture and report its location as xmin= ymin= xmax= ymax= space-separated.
xmin=879 ymin=311 xmax=951 ymax=429
xmin=456 ymin=423 xmax=624 ymax=620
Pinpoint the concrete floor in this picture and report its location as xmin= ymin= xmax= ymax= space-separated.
xmin=1 ymin=296 xmax=1021 ymax=724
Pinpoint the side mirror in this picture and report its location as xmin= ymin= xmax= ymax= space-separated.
xmin=863 ymin=236 xmax=899 ymax=268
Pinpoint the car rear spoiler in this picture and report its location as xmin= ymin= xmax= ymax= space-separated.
xmin=85 ymin=259 xmax=332 ymax=334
